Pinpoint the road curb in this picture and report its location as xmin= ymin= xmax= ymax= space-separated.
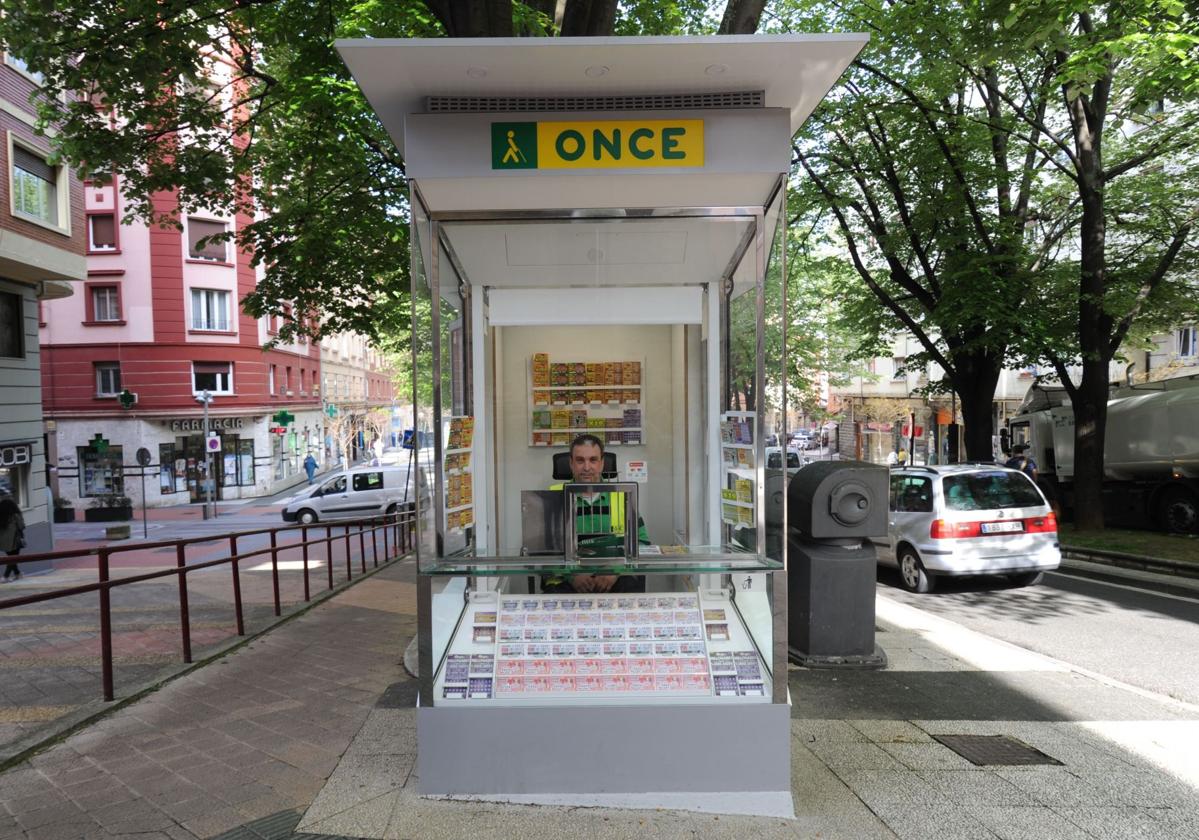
xmin=1059 ymin=544 xmax=1199 ymax=579
xmin=0 ymin=552 xmax=412 ymax=773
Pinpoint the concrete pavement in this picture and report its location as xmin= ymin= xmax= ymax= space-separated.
xmin=2 ymin=551 xmax=1197 ymax=838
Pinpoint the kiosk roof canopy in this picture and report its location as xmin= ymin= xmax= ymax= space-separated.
xmin=336 ymin=35 xmax=868 ymax=157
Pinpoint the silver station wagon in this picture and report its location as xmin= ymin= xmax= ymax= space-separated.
xmin=874 ymin=464 xmax=1061 ymax=593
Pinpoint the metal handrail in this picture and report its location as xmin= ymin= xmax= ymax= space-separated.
xmin=0 ymin=504 xmax=417 ymax=701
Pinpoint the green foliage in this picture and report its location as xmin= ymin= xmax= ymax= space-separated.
xmin=0 ymin=0 xmax=437 ymax=344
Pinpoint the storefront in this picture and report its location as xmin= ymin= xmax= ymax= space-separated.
xmin=338 ymin=34 xmax=865 ymax=815
xmin=54 ymin=409 xmax=324 ymax=507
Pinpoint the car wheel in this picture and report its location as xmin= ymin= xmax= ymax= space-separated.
xmin=898 ymin=546 xmax=934 ymax=593
xmin=385 ymin=503 xmax=397 ymax=516
xmin=1008 ymin=571 xmax=1044 ymax=587
xmin=297 ymin=509 xmax=318 ymax=525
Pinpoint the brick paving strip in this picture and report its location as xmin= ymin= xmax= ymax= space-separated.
xmin=0 ymin=529 xmax=385 ymax=761
xmin=0 ymin=558 xmax=417 ymax=840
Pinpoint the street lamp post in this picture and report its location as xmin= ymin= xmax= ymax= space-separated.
xmin=196 ymin=390 xmax=214 ymax=520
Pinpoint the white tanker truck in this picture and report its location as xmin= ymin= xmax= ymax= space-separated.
xmin=1006 ymin=375 xmax=1199 ymax=532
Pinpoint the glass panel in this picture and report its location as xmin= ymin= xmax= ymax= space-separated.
xmin=410 ymin=190 xmax=438 ymax=568
xmin=238 ymin=439 xmax=255 ymax=485
xmin=942 ymin=471 xmax=1042 ymax=510
xmin=438 ymin=236 xmax=471 ymax=558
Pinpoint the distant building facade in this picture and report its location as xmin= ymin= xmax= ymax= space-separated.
xmin=1 ymin=49 xmax=86 ymax=551
xmin=40 ymin=175 xmax=323 ymax=507
xmin=319 ymin=333 xmax=396 ymax=464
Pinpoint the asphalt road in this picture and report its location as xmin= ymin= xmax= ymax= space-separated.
xmin=876 ymin=565 xmax=1199 ymax=707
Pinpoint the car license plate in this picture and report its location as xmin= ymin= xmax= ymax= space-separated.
xmin=981 ymin=521 xmax=1023 ymax=534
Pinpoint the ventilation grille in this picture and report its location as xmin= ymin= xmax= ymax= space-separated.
xmin=427 ymin=91 xmax=764 ymax=113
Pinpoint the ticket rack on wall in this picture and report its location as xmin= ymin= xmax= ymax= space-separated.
xmin=337 ymin=34 xmax=867 ymax=817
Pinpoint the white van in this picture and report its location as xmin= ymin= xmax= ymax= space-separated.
xmin=281 ymin=466 xmax=415 ymax=525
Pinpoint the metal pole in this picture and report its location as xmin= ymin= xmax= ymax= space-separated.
xmin=140 ymin=467 xmax=148 ymax=538
xmin=203 ymin=393 xmax=212 ymax=520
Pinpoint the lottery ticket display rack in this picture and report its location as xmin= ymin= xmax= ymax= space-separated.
xmin=337 ymin=34 xmax=867 ymax=817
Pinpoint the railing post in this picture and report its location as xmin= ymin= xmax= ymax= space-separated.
xmin=176 ymin=543 xmax=192 ymax=663
xmin=326 ymin=525 xmax=334 ymax=590
xmin=98 ymin=548 xmax=114 ymax=702
xmin=270 ymin=529 xmax=281 ymax=617
xmin=382 ymin=514 xmax=390 ymax=560
xmin=230 ymin=534 xmax=245 ymax=635
xmin=301 ymin=525 xmax=311 ymax=602
xmin=344 ymin=525 xmax=352 ymax=580
xmin=371 ymin=521 xmax=379 ymax=567
xmin=359 ymin=524 xmax=367 ymax=573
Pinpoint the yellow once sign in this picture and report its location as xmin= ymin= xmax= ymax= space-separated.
xmin=535 ymin=119 xmax=704 ymax=169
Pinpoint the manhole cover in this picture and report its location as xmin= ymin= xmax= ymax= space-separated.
xmin=933 ymin=734 xmax=1063 ymax=766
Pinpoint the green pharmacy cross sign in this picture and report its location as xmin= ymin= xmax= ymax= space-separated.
xmin=325 ymin=404 xmax=338 ymax=418
xmin=89 ymin=433 xmax=110 ymax=454
xmin=118 ymin=389 xmax=138 ymax=410
xmin=272 ymin=410 xmax=295 ymax=426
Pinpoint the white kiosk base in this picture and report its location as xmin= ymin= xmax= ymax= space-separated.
xmin=416 ymin=702 xmax=794 ymax=818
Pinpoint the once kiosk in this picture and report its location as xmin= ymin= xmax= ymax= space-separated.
xmin=337 ymin=35 xmax=866 ymax=816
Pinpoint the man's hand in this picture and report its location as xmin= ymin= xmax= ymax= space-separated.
xmin=569 ymin=574 xmax=619 ymax=593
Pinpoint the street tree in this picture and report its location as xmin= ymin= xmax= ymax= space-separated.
xmin=1000 ymin=1 xmax=1199 ymax=529
xmin=0 ymin=1 xmax=763 ymax=347
xmin=782 ymin=0 xmax=1055 ymax=461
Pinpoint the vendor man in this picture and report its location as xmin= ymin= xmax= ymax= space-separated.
xmin=543 ymin=433 xmax=648 ymax=594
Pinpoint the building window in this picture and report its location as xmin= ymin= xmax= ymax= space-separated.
xmin=1176 ymin=326 xmax=1198 ymax=359
xmin=284 ymin=366 xmax=291 ymax=394
xmin=11 ymin=144 xmax=60 ymax=227
xmin=0 ymin=291 xmax=24 ymax=358
xmin=190 ymin=288 xmax=230 ymax=331
xmin=4 ymin=52 xmax=45 ymax=85
xmin=193 ymin=362 xmax=233 ymax=395
xmin=78 ymin=444 xmax=124 ymax=497
xmin=300 ymin=368 xmax=307 ymax=395
xmin=187 ymin=217 xmax=228 ymax=262
xmin=90 ymin=285 xmax=121 ymax=322
xmin=88 ymin=213 xmax=117 ymax=251
xmin=0 ymin=443 xmax=32 ymax=507
xmin=95 ymin=363 xmax=121 ymax=396
xmin=268 ymin=365 xmax=276 ymax=395
xmin=892 ymin=357 xmax=906 ymax=381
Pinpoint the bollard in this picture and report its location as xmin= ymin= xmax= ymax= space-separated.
xmin=98 ymin=548 xmax=114 ymax=701
xmin=230 ymin=534 xmax=245 ymax=636
xmin=270 ymin=529 xmax=281 ymax=617
xmin=301 ymin=525 xmax=311 ymax=602
xmin=176 ymin=543 xmax=192 ymax=663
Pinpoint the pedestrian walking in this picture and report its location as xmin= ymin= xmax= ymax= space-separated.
xmin=303 ymin=453 xmax=318 ymax=484
xmin=0 ymin=486 xmax=25 ymax=582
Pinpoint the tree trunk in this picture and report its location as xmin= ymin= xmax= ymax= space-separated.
xmin=1070 ymin=87 xmax=1109 ymax=530
xmin=560 ymin=0 xmax=617 ymax=36
xmin=1071 ymin=358 xmax=1109 ymax=530
xmin=718 ymin=0 xmax=767 ymax=34
xmin=951 ymin=354 xmax=1002 ymax=462
xmin=425 ymin=1 xmax=515 ymax=37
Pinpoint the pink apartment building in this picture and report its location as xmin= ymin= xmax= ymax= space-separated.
xmin=40 ymin=177 xmax=328 ymax=507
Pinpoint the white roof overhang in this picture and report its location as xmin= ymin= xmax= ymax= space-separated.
xmin=336 ymin=36 xmax=866 ymax=293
